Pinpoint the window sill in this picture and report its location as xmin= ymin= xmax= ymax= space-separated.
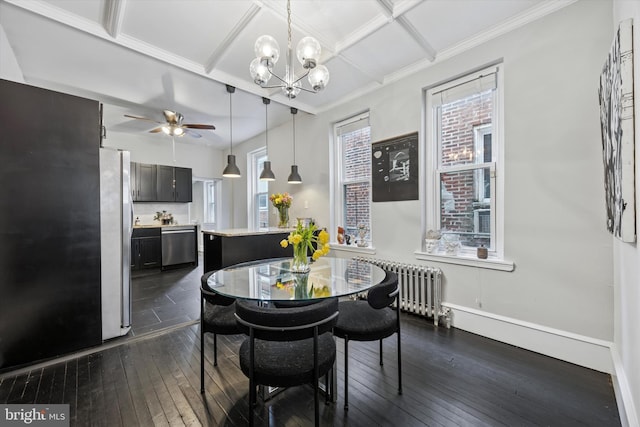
xmin=414 ymin=250 xmax=515 ymax=272
xmin=330 ymin=243 xmax=376 ymax=255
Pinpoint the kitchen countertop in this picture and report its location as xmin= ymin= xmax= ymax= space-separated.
xmin=133 ymin=224 xmax=197 ymax=229
xmin=201 ymin=227 xmax=293 ymax=237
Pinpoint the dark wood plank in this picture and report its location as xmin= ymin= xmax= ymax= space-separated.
xmin=87 ymin=353 xmax=107 ymax=427
xmin=118 ymin=345 xmax=155 ymax=426
xmin=4 ymin=372 xmax=28 ymax=403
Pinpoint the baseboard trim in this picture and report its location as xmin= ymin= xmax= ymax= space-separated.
xmin=442 ymin=303 xmax=613 ymax=373
xmin=610 ymin=346 xmax=639 ymax=427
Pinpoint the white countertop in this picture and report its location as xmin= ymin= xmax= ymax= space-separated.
xmin=134 ymin=224 xmax=197 ymax=229
xmin=201 ymin=227 xmax=293 ymax=237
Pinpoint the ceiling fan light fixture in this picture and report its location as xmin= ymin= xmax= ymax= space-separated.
xmin=162 ymin=125 xmax=171 ymax=135
xmin=173 ymin=126 xmax=184 ymax=136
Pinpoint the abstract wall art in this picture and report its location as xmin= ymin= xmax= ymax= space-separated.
xmin=372 ymin=132 xmax=419 ymax=202
xmin=598 ymin=18 xmax=636 ymax=242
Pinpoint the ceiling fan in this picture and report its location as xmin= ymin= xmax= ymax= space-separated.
xmin=124 ymin=110 xmax=215 ymax=138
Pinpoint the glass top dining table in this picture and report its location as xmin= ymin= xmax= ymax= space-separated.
xmin=205 ymin=256 xmax=386 ymax=302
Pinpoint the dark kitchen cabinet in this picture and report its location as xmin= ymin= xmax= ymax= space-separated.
xmin=132 ymin=162 xmax=157 ymax=202
xmin=133 ymin=162 xmax=192 ymax=202
xmin=157 ymin=165 xmax=175 ymax=202
xmin=157 ymin=165 xmax=192 ymax=202
xmin=131 ymin=228 xmax=161 ymax=270
xmin=174 ymin=167 xmax=192 ymax=202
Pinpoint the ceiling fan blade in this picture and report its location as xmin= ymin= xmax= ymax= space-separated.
xmin=184 ymin=129 xmax=202 ymax=138
xmin=183 ymin=124 xmax=215 ymax=130
xmin=149 ymin=127 xmax=164 ymax=133
xmin=163 ymin=110 xmax=178 ymax=124
xmin=124 ymin=114 xmax=161 ymax=124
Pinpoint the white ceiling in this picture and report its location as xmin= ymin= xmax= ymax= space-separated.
xmin=0 ymin=0 xmax=575 ymax=149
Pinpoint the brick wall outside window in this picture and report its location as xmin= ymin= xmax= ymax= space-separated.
xmin=439 ymin=91 xmax=492 ymax=247
xmin=342 ymin=127 xmax=371 ymax=238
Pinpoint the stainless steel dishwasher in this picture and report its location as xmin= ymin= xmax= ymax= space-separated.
xmin=161 ymin=226 xmax=197 ymax=267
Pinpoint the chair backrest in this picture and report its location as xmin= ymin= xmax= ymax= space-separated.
xmin=367 ymin=271 xmax=399 ymax=309
xmin=235 ymin=298 xmax=339 ymax=342
xmin=201 ymin=271 xmax=235 ymax=306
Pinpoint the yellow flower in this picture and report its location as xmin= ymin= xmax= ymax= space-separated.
xmin=289 ymin=234 xmax=302 ymax=245
xmin=318 ymin=229 xmax=329 ymax=244
xmin=322 ymin=243 xmax=330 ymax=255
xmin=276 ymin=281 xmax=284 ymax=289
xmin=280 ymin=239 xmax=289 ymax=248
xmin=312 ymin=250 xmax=322 ymax=260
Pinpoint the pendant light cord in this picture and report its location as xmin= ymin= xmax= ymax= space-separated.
xmin=229 ymin=90 xmax=233 ymax=154
xmin=265 ymin=100 xmax=269 ymax=152
xmin=292 ymin=111 xmax=296 ymax=164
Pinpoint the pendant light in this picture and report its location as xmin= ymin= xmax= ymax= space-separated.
xmin=287 ymin=107 xmax=302 ymax=184
xmin=259 ymin=97 xmax=275 ymax=181
xmin=222 ymin=84 xmax=241 ymax=178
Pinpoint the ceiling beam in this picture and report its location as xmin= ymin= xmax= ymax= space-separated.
xmin=103 ymin=0 xmax=127 ymax=38
xmin=204 ymin=3 xmax=262 ymax=74
xmin=375 ymin=0 xmax=435 ymax=61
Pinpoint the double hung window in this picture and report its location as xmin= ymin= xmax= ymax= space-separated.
xmin=332 ymin=112 xmax=371 ymax=246
xmin=424 ymin=64 xmax=505 ymax=261
xmin=248 ymin=148 xmax=269 ymax=228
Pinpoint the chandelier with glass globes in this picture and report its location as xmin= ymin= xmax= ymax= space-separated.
xmin=249 ymin=0 xmax=330 ymax=99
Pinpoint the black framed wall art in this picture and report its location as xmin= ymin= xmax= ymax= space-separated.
xmin=371 ymin=132 xmax=419 ymax=202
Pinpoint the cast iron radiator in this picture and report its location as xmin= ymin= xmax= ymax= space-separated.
xmin=354 ymin=257 xmax=450 ymax=327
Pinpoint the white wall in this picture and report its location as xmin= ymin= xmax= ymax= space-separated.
xmin=231 ymin=0 xmax=617 ymax=371
xmin=0 ymin=24 xmax=24 ymax=82
xmin=611 ymin=2 xmax=640 ymax=425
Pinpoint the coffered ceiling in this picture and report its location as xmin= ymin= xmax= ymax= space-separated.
xmin=0 ymin=0 xmax=575 ymax=149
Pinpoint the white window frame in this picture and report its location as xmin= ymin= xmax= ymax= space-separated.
xmin=204 ymin=179 xmax=220 ymax=229
xmin=418 ymin=63 xmax=513 ymax=271
xmin=247 ymin=147 xmax=268 ymax=229
xmin=330 ymin=111 xmax=375 ymax=253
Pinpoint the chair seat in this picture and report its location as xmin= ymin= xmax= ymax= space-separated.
xmin=334 ymin=300 xmax=397 ymax=341
xmin=203 ymin=302 xmax=238 ymax=335
xmin=239 ymin=333 xmax=336 ymax=388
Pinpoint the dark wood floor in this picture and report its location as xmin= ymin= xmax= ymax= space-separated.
xmin=0 ymin=312 xmax=620 ymax=426
xmin=131 ymin=262 xmax=203 ymax=336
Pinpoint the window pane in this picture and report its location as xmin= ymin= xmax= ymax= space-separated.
xmin=257 ymin=155 xmax=268 ymax=192
xmin=343 ymin=182 xmax=370 ymax=238
xmin=257 ymin=192 xmax=268 ymax=228
xmin=439 ymin=90 xmax=493 ymax=167
xmin=343 ymin=127 xmax=371 ymax=181
xmin=206 ymin=182 xmax=216 ymax=224
xmin=439 ymin=168 xmax=491 ymax=248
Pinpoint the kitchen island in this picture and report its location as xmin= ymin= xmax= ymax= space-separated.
xmin=202 ymin=228 xmax=293 ymax=272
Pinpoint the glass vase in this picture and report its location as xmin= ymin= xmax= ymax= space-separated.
xmin=293 ymin=272 xmax=310 ymax=299
xmin=277 ymin=206 xmax=289 ymax=228
xmin=291 ymin=241 xmax=310 ymax=273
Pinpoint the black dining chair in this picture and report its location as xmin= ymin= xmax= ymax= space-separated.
xmin=235 ymin=297 xmax=339 ymax=427
xmin=333 ymin=270 xmax=401 ymax=410
xmin=200 ymin=271 xmax=241 ymax=393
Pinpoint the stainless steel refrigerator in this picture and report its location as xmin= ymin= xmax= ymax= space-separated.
xmin=100 ymin=148 xmax=132 ymax=340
